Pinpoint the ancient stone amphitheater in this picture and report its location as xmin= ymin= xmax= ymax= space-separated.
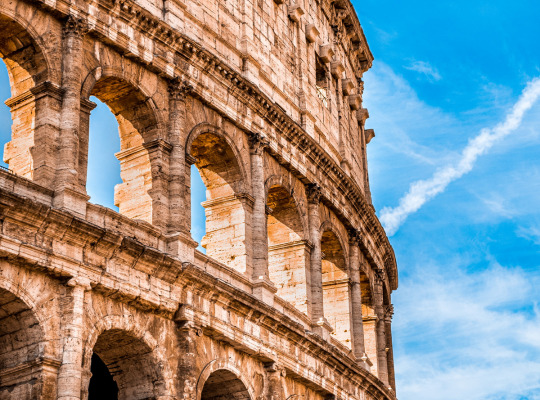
xmin=0 ymin=0 xmax=398 ymax=398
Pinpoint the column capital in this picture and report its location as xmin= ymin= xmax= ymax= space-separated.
xmin=306 ymin=183 xmax=322 ymax=204
xmin=168 ymin=77 xmax=193 ymax=100
xmin=384 ymin=304 xmax=394 ymax=323
xmin=374 ymin=265 xmax=386 ymax=284
xmin=63 ymin=15 xmax=88 ymax=37
xmin=248 ymin=131 xmax=269 ymax=155
xmin=348 ymin=228 xmax=361 ymax=246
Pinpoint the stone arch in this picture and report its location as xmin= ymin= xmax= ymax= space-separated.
xmin=265 ymin=175 xmax=311 ymax=314
xmin=79 ymin=66 xmax=170 ymax=227
xmin=0 ymin=276 xmax=56 ymax=399
xmin=0 ymin=9 xmax=60 ymax=185
xmin=196 ymin=359 xmax=255 ymax=400
xmin=187 ymin=122 xmax=251 ymax=273
xmin=264 ymin=174 xmax=308 ymax=237
xmin=320 ymin=221 xmax=352 ymax=348
xmin=82 ymin=314 xmax=174 ymax=400
xmin=186 ymin=122 xmax=249 ymax=195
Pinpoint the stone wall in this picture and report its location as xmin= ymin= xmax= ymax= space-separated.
xmin=0 ymin=0 xmax=398 ymax=398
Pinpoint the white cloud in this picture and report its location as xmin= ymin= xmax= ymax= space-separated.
xmin=363 ymin=62 xmax=459 ymax=167
xmin=379 ymin=77 xmax=540 ymax=236
xmin=517 ymin=225 xmax=540 ymax=246
xmin=394 ymin=262 xmax=540 ymax=400
xmin=405 ymin=60 xmax=442 ymax=81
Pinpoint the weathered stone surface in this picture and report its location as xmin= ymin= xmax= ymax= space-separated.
xmin=0 ymin=0 xmax=398 ymax=398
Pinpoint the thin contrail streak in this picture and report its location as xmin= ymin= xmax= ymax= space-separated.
xmin=380 ymin=78 xmax=540 ymax=236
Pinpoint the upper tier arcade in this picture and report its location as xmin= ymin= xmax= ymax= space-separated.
xmin=0 ymin=0 xmax=398 ymax=398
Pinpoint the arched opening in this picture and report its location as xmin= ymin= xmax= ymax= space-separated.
xmin=83 ymin=76 xmax=168 ymax=226
xmin=321 ymin=229 xmax=351 ymax=348
xmin=0 ymin=58 xmax=10 ymax=169
xmin=85 ymin=96 xmax=121 ymax=210
xmin=360 ymin=270 xmax=377 ymax=370
xmin=191 ymin=164 xmax=207 ymax=252
xmin=87 ymin=329 xmax=165 ymax=400
xmin=200 ymin=369 xmax=251 ymax=400
xmin=0 ymin=13 xmax=55 ymax=185
xmin=189 ymin=132 xmax=249 ymax=273
xmin=0 ymin=288 xmax=45 ymax=398
xmin=266 ymin=185 xmax=310 ymax=314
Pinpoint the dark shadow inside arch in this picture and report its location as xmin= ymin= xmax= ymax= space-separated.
xmin=88 ymin=353 xmax=119 ymax=400
xmin=201 ymin=369 xmax=251 ymax=400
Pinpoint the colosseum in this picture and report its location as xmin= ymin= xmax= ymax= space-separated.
xmin=0 ymin=0 xmax=398 ymax=398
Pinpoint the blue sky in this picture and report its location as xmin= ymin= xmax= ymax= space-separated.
xmin=1 ymin=1 xmax=540 ymax=398
xmin=357 ymin=0 xmax=540 ymax=398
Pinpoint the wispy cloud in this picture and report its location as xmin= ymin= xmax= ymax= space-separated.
xmin=517 ymin=225 xmax=540 ymax=246
xmin=380 ymin=77 xmax=540 ymax=236
xmin=405 ymin=60 xmax=442 ymax=81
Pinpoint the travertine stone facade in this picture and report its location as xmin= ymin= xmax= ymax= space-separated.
xmin=0 ymin=0 xmax=398 ymax=398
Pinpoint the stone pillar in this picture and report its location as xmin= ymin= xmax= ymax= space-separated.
xmin=373 ymin=268 xmax=389 ymax=386
xmin=307 ymin=184 xmax=331 ymax=339
xmin=53 ymin=16 xmax=89 ymax=217
xmin=264 ymin=362 xmax=284 ymax=400
xmin=77 ymin=99 xmax=97 ymax=188
xmin=385 ymin=304 xmax=396 ymax=391
xmin=249 ymin=132 xmax=275 ymax=305
xmin=348 ymin=230 xmax=368 ymax=369
xmin=165 ymin=80 xmax=198 ymax=262
xmin=57 ymin=277 xmax=91 ymax=400
xmin=175 ymin=305 xmax=199 ymax=400
xmin=168 ymin=79 xmax=191 ymax=234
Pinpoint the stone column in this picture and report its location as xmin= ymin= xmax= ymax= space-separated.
xmin=307 ymin=184 xmax=331 ymax=339
xmin=175 ymin=304 xmax=199 ymax=400
xmin=348 ymin=230 xmax=368 ymax=369
xmin=165 ymin=80 xmax=198 ymax=262
xmin=373 ymin=268 xmax=389 ymax=386
xmin=385 ymin=304 xmax=396 ymax=391
xmin=249 ymin=132 xmax=276 ymax=305
xmin=53 ymin=16 xmax=89 ymax=217
xmin=57 ymin=277 xmax=91 ymax=400
xmin=168 ymin=79 xmax=191 ymax=234
xmin=264 ymin=362 xmax=284 ymax=400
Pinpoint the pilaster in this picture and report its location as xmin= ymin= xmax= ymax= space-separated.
xmin=249 ymin=132 xmax=276 ymax=306
xmin=348 ymin=229 xmax=369 ymax=369
xmin=168 ymin=78 xmax=192 ymax=234
xmin=56 ymin=277 xmax=92 ymax=400
xmin=373 ymin=267 xmax=389 ymax=386
xmin=53 ymin=16 xmax=90 ymax=217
